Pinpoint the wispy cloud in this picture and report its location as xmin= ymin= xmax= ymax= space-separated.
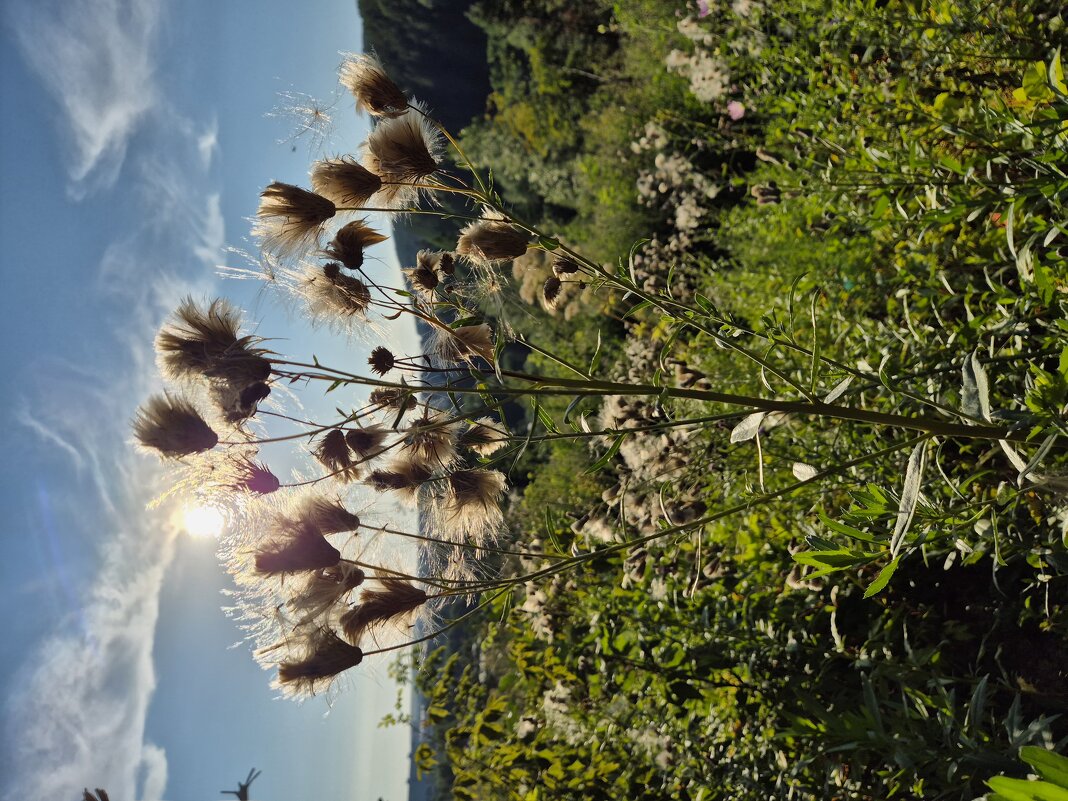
xmin=3 ymin=370 xmax=177 ymax=801
xmin=9 ymin=0 xmax=164 ymax=197
xmin=2 ymin=23 xmax=227 ymax=794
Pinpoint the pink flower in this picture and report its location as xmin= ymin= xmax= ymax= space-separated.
xmin=727 ymin=101 xmax=746 ymax=120
xmin=696 ymin=0 xmax=711 ymax=17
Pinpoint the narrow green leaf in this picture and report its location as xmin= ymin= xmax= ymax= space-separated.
xmin=863 ymin=556 xmax=900 ymax=598
xmin=585 ymin=432 xmax=627 ymax=474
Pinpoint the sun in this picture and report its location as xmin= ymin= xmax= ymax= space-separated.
xmin=182 ymin=504 xmax=226 ymax=539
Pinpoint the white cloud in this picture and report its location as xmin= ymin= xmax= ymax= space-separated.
xmin=9 ymin=0 xmax=164 ymax=197
xmin=197 ymin=119 xmax=220 ymax=170
xmin=2 ymin=382 xmax=177 ymax=801
xmin=2 ymin=76 xmax=227 ymax=801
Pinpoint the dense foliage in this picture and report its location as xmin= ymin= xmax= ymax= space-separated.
xmin=366 ymin=1 xmax=1068 ymax=799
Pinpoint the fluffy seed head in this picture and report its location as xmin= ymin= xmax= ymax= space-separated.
xmin=456 ymin=217 xmax=529 ymax=264
xmin=254 ymin=182 xmax=336 ymax=257
xmin=458 ymin=417 xmax=509 ymax=456
xmin=433 ymin=323 xmax=495 ymax=364
xmin=339 ymin=53 xmax=408 ymax=118
xmin=361 ymin=101 xmax=442 ymax=207
xmin=400 ymin=413 xmax=459 ymax=469
xmin=440 ymin=469 xmax=507 ymax=543
xmin=304 ymin=262 xmax=373 ymax=320
xmin=294 ymin=495 xmax=361 ymax=534
xmin=322 ymin=219 xmax=388 ymax=271
xmin=552 ymin=254 xmax=580 ymax=276
xmin=339 ymin=578 xmax=428 ymax=645
xmin=404 ymin=263 xmax=439 ymax=295
xmin=254 ymin=526 xmax=342 ymax=576
xmin=234 ymin=458 xmax=280 ymax=494
xmin=369 ymin=386 xmax=416 ymax=413
xmin=271 ymin=627 xmax=364 ymax=697
xmin=286 ymin=563 xmax=366 ymax=626
xmin=366 ymin=460 xmax=433 ymax=499
xmin=156 ymin=297 xmax=271 ymax=386
xmin=311 ymin=158 xmax=384 ymax=208
xmin=437 ymin=252 xmax=456 ymax=276
xmin=314 ymin=428 xmax=359 ymax=482
xmin=133 ymin=394 xmax=218 ymax=458
xmin=345 ymin=425 xmax=390 ymax=458
xmin=542 ymin=276 xmax=562 ymax=309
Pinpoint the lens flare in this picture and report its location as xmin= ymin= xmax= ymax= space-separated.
xmin=182 ymin=504 xmax=226 ymax=539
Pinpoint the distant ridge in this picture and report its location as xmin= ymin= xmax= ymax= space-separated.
xmin=359 ymin=0 xmax=491 ymax=273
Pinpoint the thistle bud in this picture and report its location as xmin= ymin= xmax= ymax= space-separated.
xmin=367 ymin=346 xmax=395 ymax=376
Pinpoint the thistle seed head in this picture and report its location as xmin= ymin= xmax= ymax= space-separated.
xmin=432 ymin=323 xmax=495 ymax=365
xmin=254 ymin=526 xmax=342 ymax=576
xmin=322 ymin=219 xmax=388 ymax=271
xmin=542 ymin=276 xmax=562 ymax=309
xmin=311 ymin=158 xmax=384 ymax=209
xmin=339 ymin=578 xmax=428 ymax=645
xmin=456 ymin=217 xmax=529 ymax=264
xmin=254 ymin=181 xmax=336 ymax=257
xmin=552 ymin=254 xmax=580 ymax=276
xmin=156 ymin=297 xmax=271 ymax=387
xmin=305 ymin=262 xmax=373 ymax=319
xmin=339 ymin=53 xmax=409 ymax=118
xmin=345 ymin=424 xmax=390 ymax=458
xmin=440 ymin=469 xmax=507 ymax=543
xmin=360 ymin=100 xmax=442 ymax=207
xmin=458 ymin=417 xmax=509 ymax=457
xmin=133 ymin=394 xmax=218 ymax=458
xmin=314 ymin=428 xmax=360 ymax=482
xmin=271 ymin=627 xmax=364 ymax=697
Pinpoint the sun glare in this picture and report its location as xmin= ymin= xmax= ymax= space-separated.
xmin=182 ymin=504 xmax=226 ymax=539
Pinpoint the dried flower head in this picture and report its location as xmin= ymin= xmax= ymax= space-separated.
xmin=340 ymin=578 xmax=428 ymax=645
xmin=440 ymin=469 xmax=507 ymax=542
xmin=303 ymin=262 xmax=373 ymax=321
xmin=437 ymin=251 xmax=456 ymax=277
xmin=133 ymin=394 xmax=218 ymax=458
xmin=366 ymin=460 xmax=433 ymax=499
xmin=217 ymin=380 xmax=273 ymax=424
xmin=285 ymin=562 xmax=366 ymax=625
xmin=432 ymin=323 xmax=495 ymax=364
xmin=269 ymin=627 xmax=364 ymax=697
xmin=552 ymin=254 xmax=580 ymax=276
xmin=314 ymin=428 xmax=359 ymax=482
xmin=456 ymin=216 xmax=529 ymax=264
xmin=361 ymin=100 xmax=442 ymax=207
xmin=156 ymin=297 xmax=271 ymax=387
xmin=367 ymin=346 xmax=395 ymax=376
xmin=254 ymin=525 xmax=342 ymax=576
xmin=401 ymin=413 xmax=459 ymax=468
xmin=345 ymin=424 xmax=390 ymax=458
xmin=542 ymin=276 xmax=562 ymax=309
xmin=458 ymin=417 xmax=509 ymax=456
xmin=322 ymin=219 xmax=388 ymax=271
xmin=292 ymin=495 xmax=361 ymax=534
xmin=234 ymin=458 xmax=281 ymax=494
xmin=368 ymin=386 xmax=416 ymax=413
xmin=254 ymin=182 xmax=336 ymax=257
xmin=404 ymin=262 xmax=439 ymax=295
xmin=339 ymin=53 xmax=408 ymax=118
xmin=311 ymin=158 xmax=384 ymax=209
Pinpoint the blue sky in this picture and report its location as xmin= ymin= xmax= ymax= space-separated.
xmin=0 ymin=1 xmax=420 ymax=799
